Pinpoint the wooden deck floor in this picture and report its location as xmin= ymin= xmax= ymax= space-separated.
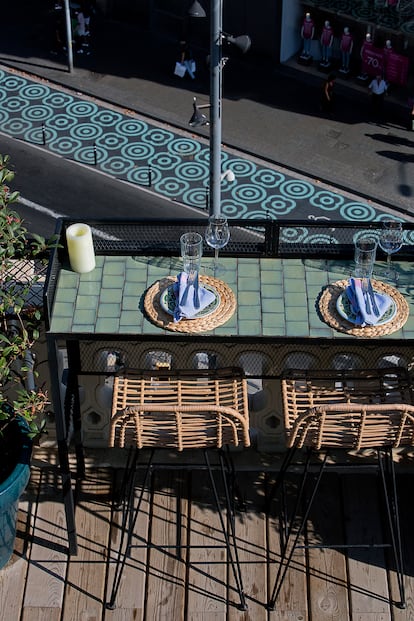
xmin=1 ymin=453 xmax=414 ymax=621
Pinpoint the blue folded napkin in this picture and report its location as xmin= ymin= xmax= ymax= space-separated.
xmin=173 ymin=272 xmax=215 ymax=322
xmin=345 ymin=278 xmax=391 ymax=326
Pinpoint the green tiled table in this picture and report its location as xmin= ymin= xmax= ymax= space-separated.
xmin=46 ymin=252 xmax=414 ymax=556
xmin=49 ymin=255 xmax=414 ymax=340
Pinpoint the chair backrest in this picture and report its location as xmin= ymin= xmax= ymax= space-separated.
xmin=289 ymin=403 xmax=414 ymax=450
xmin=110 ymin=367 xmax=250 ymax=451
xmin=281 ymin=368 xmax=414 ymax=450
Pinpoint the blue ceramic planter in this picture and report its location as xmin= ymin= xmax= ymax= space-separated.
xmin=0 ymin=423 xmax=31 ymax=569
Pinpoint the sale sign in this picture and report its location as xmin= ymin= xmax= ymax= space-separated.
xmin=361 ymin=45 xmax=384 ymax=77
xmin=361 ymin=45 xmax=409 ymax=86
xmin=385 ymin=51 xmax=409 ymax=86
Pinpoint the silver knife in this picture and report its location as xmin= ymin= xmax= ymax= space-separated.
xmin=367 ymin=279 xmax=380 ymax=316
xmin=193 ymin=271 xmax=200 ymax=308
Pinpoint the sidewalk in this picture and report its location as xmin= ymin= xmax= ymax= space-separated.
xmin=1 ymin=2 xmax=414 ymax=219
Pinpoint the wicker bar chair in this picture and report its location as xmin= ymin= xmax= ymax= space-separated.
xmin=267 ymin=367 xmax=414 ymax=611
xmin=106 ymin=367 xmax=250 ymax=611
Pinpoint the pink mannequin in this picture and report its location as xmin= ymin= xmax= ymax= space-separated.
xmin=320 ymin=21 xmax=334 ymax=67
xmin=340 ymin=27 xmax=353 ymax=73
xmin=300 ymin=12 xmax=315 ymax=59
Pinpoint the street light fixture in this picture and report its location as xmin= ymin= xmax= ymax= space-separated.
xmin=223 ymin=34 xmax=252 ymax=54
xmin=187 ymin=1 xmax=206 ymax=18
xmin=187 ymin=1 xmax=250 ymax=216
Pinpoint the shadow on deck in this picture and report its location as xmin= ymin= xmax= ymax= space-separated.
xmin=2 ymin=454 xmax=414 ymax=620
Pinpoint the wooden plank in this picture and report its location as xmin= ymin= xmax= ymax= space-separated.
xmin=306 ymin=473 xmax=350 ymax=621
xmin=388 ymin=473 xmax=414 ymax=619
xmin=106 ymin=465 xmax=150 ymax=620
xmin=342 ymin=473 xmax=391 ymax=620
xmin=22 ymin=467 xmax=67 ymax=619
xmin=266 ymin=472 xmax=308 ymax=621
xmin=187 ymin=469 xmax=227 ymax=618
xmin=0 ymin=464 xmax=43 ymax=621
xmin=145 ymin=469 xmax=187 ymax=620
xmin=351 ymin=615 xmax=390 ymax=621
xmin=62 ymin=469 xmax=112 ymax=621
xmin=228 ymin=471 xmax=267 ymax=620
xmin=22 ymin=608 xmax=61 ymax=621
xmin=0 ymin=500 xmax=31 ymax=621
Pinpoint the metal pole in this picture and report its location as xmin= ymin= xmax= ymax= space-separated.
xmin=63 ymin=0 xmax=74 ymax=73
xmin=209 ymin=0 xmax=222 ymax=217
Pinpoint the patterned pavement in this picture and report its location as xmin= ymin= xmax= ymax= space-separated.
xmin=0 ymin=67 xmax=401 ymax=223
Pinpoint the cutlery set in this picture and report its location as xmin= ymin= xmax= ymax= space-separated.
xmin=362 ymin=278 xmax=380 ymax=317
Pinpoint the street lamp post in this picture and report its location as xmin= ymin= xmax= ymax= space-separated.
xmin=209 ymin=0 xmax=222 ymax=218
xmin=188 ymin=1 xmax=250 ymax=217
xmin=63 ymin=0 xmax=74 ymax=72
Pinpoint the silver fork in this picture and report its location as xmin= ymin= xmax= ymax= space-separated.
xmin=367 ymin=279 xmax=380 ymax=316
xmin=362 ymin=278 xmax=371 ymax=315
xmin=180 ymin=277 xmax=191 ymax=307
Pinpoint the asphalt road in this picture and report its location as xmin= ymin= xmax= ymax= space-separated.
xmin=1 ymin=133 xmax=203 ymax=238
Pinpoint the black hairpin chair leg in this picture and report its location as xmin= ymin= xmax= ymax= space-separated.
xmin=377 ymin=448 xmax=405 ymax=609
xmin=267 ymin=449 xmax=328 ymax=611
xmin=106 ymin=448 xmax=155 ymax=611
xmin=107 ymin=447 xmax=248 ymax=612
xmin=204 ymin=449 xmax=248 ymax=611
xmin=268 ymin=446 xmax=406 ymax=611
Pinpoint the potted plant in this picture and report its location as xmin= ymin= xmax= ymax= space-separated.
xmin=0 ymin=154 xmax=56 ymax=568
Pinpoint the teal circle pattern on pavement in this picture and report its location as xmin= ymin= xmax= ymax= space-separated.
xmin=0 ymin=68 xmax=402 ymax=223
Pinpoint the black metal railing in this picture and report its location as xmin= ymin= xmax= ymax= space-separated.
xmin=51 ymin=217 xmax=414 ymax=256
xmin=44 ymin=217 xmax=414 ymax=332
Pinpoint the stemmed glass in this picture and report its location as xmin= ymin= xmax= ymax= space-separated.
xmin=204 ymin=215 xmax=230 ymax=274
xmin=378 ymin=220 xmax=403 ymax=280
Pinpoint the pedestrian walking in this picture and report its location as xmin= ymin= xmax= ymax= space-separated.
xmin=320 ymin=73 xmax=336 ymax=117
xmin=74 ymin=7 xmax=86 ymax=53
xmin=74 ymin=3 xmax=93 ymax=55
xmin=50 ymin=2 xmax=66 ymax=56
xmin=178 ymin=40 xmax=196 ymax=79
xmin=368 ymin=74 xmax=388 ymax=121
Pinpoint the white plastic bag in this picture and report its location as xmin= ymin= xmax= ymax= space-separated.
xmin=174 ymin=62 xmax=186 ymax=78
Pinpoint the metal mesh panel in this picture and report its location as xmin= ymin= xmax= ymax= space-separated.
xmin=56 ymin=219 xmax=414 ymax=259
xmin=66 ymin=219 xmax=269 ymax=256
xmin=3 ymin=258 xmax=48 ymax=309
xmin=44 ymin=244 xmax=61 ymax=329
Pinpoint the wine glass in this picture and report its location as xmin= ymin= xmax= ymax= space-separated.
xmin=378 ymin=220 xmax=403 ymax=280
xmin=204 ymin=215 xmax=230 ymax=274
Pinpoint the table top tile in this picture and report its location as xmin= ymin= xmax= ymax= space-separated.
xmin=49 ymin=255 xmax=413 ymax=340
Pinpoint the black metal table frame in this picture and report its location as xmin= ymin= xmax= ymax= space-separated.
xmin=44 ymin=218 xmax=414 ymax=554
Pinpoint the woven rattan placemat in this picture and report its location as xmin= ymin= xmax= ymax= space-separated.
xmin=318 ymin=279 xmax=409 ymax=337
xmin=144 ymin=275 xmax=236 ymax=333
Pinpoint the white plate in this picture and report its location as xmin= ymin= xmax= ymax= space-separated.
xmin=336 ymin=288 xmax=397 ymax=326
xmin=160 ymin=283 xmax=221 ymax=319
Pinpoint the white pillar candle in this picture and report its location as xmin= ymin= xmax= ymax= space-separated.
xmin=66 ymin=223 xmax=96 ymax=273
